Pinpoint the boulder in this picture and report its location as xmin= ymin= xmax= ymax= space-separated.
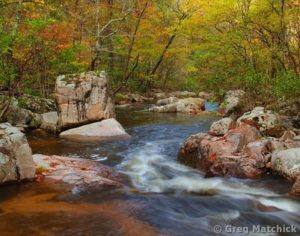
xmin=291 ymin=176 xmax=300 ymax=196
xmin=198 ymin=91 xmax=213 ymax=100
xmin=237 ymin=107 xmax=288 ymax=137
xmin=40 ymin=112 xmax=58 ymax=133
xmin=267 ymin=138 xmax=300 ymax=152
xmin=271 ymin=148 xmax=300 ymax=181
xmin=55 ymin=71 xmax=115 ymax=130
xmin=33 ymin=154 xmax=120 ymax=188
xmin=59 ymin=118 xmax=130 ymax=142
xmin=157 ymin=97 xmax=179 ymax=106
xmin=176 ymin=98 xmax=205 ymax=113
xmin=149 ymin=98 xmax=205 ymax=114
xmin=220 ymin=90 xmax=246 ymax=115
xmin=178 ymin=124 xmax=263 ymax=178
xmin=209 ymin=117 xmax=235 ymax=136
xmin=149 ymin=103 xmax=178 ymax=113
xmin=0 ymin=123 xmax=35 ymax=184
xmin=0 ymin=97 xmax=42 ymax=130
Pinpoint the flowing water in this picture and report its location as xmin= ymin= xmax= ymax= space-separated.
xmin=0 ymin=104 xmax=300 ymax=236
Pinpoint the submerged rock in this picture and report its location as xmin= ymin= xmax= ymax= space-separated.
xmin=33 ymin=154 xmax=120 ymax=188
xmin=149 ymin=98 xmax=205 ymax=114
xmin=0 ymin=123 xmax=35 ymax=184
xmin=59 ymin=118 xmax=130 ymax=142
xmin=55 ymin=71 xmax=115 ymax=130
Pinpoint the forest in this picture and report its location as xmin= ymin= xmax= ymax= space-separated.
xmin=0 ymin=0 xmax=299 ymax=100
xmin=1 ymin=1 xmax=300 ymax=235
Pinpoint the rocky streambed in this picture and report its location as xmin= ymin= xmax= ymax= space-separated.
xmin=0 ymin=105 xmax=300 ymax=236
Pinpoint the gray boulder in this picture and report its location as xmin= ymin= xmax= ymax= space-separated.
xmin=0 ymin=123 xmax=35 ymax=184
xmin=59 ymin=118 xmax=130 ymax=142
xmin=40 ymin=112 xmax=58 ymax=133
xmin=271 ymin=148 xmax=300 ymax=181
xmin=150 ymin=98 xmax=205 ymax=114
xmin=220 ymin=90 xmax=246 ymax=115
xmin=0 ymin=97 xmax=42 ymax=130
xmin=55 ymin=71 xmax=115 ymax=130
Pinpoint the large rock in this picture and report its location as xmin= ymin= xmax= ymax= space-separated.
xmin=178 ymin=124 xmax=263 ymax=178
xmin=178 ymin=119 xmax=300 ymax=180
xmin=156 ymin=97 xmax=178 ymax=106
xmin=220 ymin=90 xmax=246 ymax=115
xmin=0 ymin=123 xmax=35 ymax=184
xmin=271 ymin=148 xmax=300 ymax=181
xmin=40 ymin=112 xmax=58 ymax=133
xmin=55 ymin=71 xmax=115 ymax=130
xmin=237 ymin=107 xmax=288 ymax=137
xmin=0 ymin=97 xmax=42 ymax=130
xmin=33 ymin=154 xmax=120 ymax=188
xmin=209 ymin=117 xmax=235 ymax=136
xmin=149 ymin=98 xmax=205 ymax=114
xmin=59 ymin=118 xmax=130 ymax=142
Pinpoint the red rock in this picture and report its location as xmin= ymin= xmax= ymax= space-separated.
xmin=178 ymin=124 xmax=262 ymax=177
xmin=33 ymin=154 xmax=121 ymax=188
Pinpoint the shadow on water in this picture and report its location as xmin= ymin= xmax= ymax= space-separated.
xmin=1 ymin=104 xmax=300 ymax=236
